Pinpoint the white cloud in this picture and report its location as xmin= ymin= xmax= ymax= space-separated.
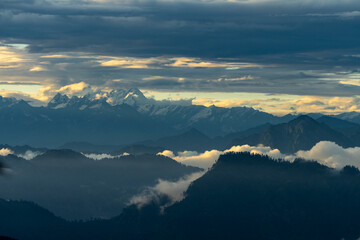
xmin=17 ymin=150 xmax=42 ymax=160
xmin=296 ymin=141 xmax=360 ymax=169
xmin=129 ymin=171 xmax=205 ymax=210
xmin=83 ymin=152 xmax=130 ymax=160
xmin=136 ymin=141 xmax=360 ymax=210
xmin=0 ymin=148 xmax=14 ymax=156
xmin=0 ymin=148 xmax=42 ymax=160
xmin=158 ymin=150 xmax=222 ymax=169
xmin=158 ymin=144 xmax=288 ymax=169
xmin=159 ymin=142 xmax=360 ymax=170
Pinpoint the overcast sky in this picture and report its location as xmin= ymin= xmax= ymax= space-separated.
xmin=1 ymin=0 xmax=360 ymax=115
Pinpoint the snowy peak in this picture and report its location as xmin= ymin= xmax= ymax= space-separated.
xmin=122 ymin=88 xmax=149 ymax=106
xmin=47 ymin=93 xmax=109 ymax=110
xmin=0 ymin=95 xmax=27 ymax=108
xmin=48 ymin=93 xmax=70 ymax=109
xmin=105 ymin=88 xmax=149 ymax=106
xmin=47 ymin=88 xmax=152 ymax=109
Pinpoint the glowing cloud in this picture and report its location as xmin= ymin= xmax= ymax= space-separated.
xmin=158 ymin=144 xmax=287 ymax=169
xmin=0 ymin=148 xmax=14 ymax=156
xmin=99 ymin=57 xmax=165 ymax=69
xmin=0 ymin=46 xmax=28 ymax=69
xmin=167 ymin=57 xmax=262 ymax=68
xmin=58 ymin=82 xmax=90 ymax=95
xmin=29 ymin=66 xmax=47 ymax=72
xmin=159 ymin=142 xmax=360 ymax=170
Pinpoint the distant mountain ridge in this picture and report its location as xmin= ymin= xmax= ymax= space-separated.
xmin=2 ymin=88 xmax=360 ymax=148
xmin=232 ymin=115 xmax=355 ymax=153
xmin=48 ymin=88 xmax=150 ymax=109
xmin=0 ymin=89 xmax=296 ymax=147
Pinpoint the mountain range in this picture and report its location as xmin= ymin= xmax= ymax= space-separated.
xmin=3 ymin=152 xmax=360 ymax=240
xmin=133 ymin=115 xmax=360 ymax=154
xmin=0 ymin=150 xmax=199 ymax=220
xmin=232 ymin=115 xmax=356 ymax=153
xmin=0 ymin=89 xmax=295 ymax=147
xmin=2 ymin=87 xmax=360 ymax=149
xmin=3 ymin=113 xmax=360 ymax=155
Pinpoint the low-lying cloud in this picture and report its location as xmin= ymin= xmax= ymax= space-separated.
xmin=296 ymin=141 xmax=360 ymax=169
xmin=158 ymin=142 xmax=360 ymax=170
xmin=0 ymin=148 xmax=14 ymax=156
xmin=83 ymin=152 xmax=130 ymax=160
xmin=0 ymin=148 xmax=42 ymax=160
xmin=17 ymin=150 xmax=42 ymax=160
xmin=129 ymin=171 xmax=205 ymax=210
xmin=158 ymin=145 xmax=286 ymax=169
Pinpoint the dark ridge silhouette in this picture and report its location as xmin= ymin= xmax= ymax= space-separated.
xmin=3 ymin=152 xmax=360 ymax=239
xmin=0 ymin=236 xmax=18 ymax=240
xmin=232 ymin=115 xmax=352 ymax=153
xmin=0 ymin=199 xmax=68 ymax=240
xmin=104 ymin=152 xmax=360 ymax=240
xmin=0 ymin=151 xmax=200 ymax=220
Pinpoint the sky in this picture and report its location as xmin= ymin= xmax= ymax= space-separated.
xmin=1 ymin=0 xmax=360 ymax=115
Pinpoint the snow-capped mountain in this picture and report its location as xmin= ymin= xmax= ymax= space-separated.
xmin=48 ymin=94 xmax=110 ymax=110
xmin=106 ymin=88 xmax=150 ymax=106
xmin=0 ymin=89 xmax=297 ymax=147
xmin=47 ymin=88 xmax=151 ymax=109
xmin=0 ymin=95 xmax=27 ymax=109
xmin=46 ymin=88 xmax=291 ymax=136
xmin=48 ymin=93 xmax=70 ymax=109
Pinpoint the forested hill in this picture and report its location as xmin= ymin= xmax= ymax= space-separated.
xmin=3 ymin=152 xmax=360 ymax=239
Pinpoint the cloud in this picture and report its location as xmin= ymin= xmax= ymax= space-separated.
xmin=192 ymin=95 xmax=360 ymax=116
xmin=0 ymin=148 xmax=41 ymax=160
xmin=0 ymin=90 xmax=46 ymax=106
xmin=58 ymin=82 xmax=90 ymax=95
xmin=2 ymin=0 xmax=360 ymax=115
xmin=0 ymin=46 xmax=28 ymax=69
xmin=0 ymin=148 xmax=14 ymax=156
xmin=83 ymin=152 xmax=130 ymax=160
xmin=17 ymin=150 xmax=42 ymax=160
xmin=99 ymin=57 xmax=165 ymax=69
xmin=159 ymin=141 xmax=360 ymax=171
xmin=98 ymin=56 xmax=262 ymax=69
xmin=163 ymin=150 xmax=223 ymax=169
xmin=296 ymin=141 xmax=360 ymax=169
xmin=133 ymin=141 xmax=360 ymax=211
xmin=158 ymin=144 xmax=287 ymax=169
xmin=166 ymin=58 xmax=262 ymax=68
xmin=217 ymin=75 xmax=254 ymax=82
xmin=308 ymin=11 xmax=360 ymax=18
xmin=129 ymin=171 xmax=205 ymax=210
xmin=29 ymin=66 xmax=47 ymax=72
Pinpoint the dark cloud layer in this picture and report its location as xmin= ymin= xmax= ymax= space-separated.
xmin=1 ymin=0 xmax=360 ymax=99
xmin=1 ymin=0 xmax=360 ymax=60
